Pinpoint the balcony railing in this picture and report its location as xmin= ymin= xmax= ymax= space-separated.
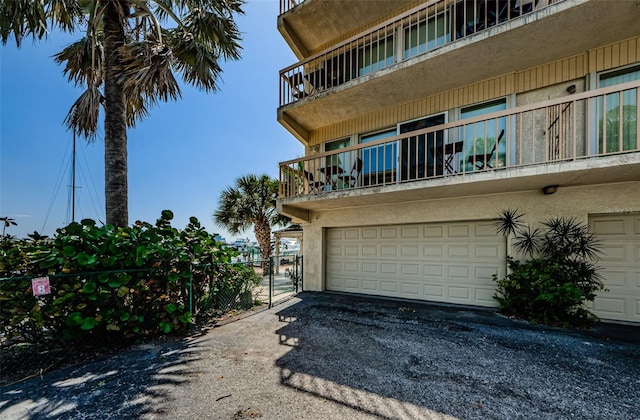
xmin=279 ymin=80 xmax=640 ymax=198
xmin=279 ymin=0 xmax=559 ymax=107
xmin=280 ymin=0 xmax=304 ymax=15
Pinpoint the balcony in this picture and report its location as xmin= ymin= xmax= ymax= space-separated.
xmin=278 ymin=0 xmax=416 ymax=58
xmin=280 ymin=0 xmax=302 ymax=15
xmin=278 ymin=81 xmax=640 ymax=220
xmin=277 ymin=0 xmax=640 ymax=140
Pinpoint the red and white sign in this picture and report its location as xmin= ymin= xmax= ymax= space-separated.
xmin=32 ymin=276 xmax=51 ymax=296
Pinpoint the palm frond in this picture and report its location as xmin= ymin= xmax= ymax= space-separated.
xmin=182 ymin=5 xmax=242 ymax=60
xmin=48 ymin=0 xmax=86 ymax=32
xmin=118 ymin=39 xmax=182 ymax=106
xmin=64 ymin=85 xmax=104 ymax=140
xmin=53 ymin=35 xmax=103 ymax=87
xmin=167 ymin=27 xmax=222 ymax=91
xmin=0 ymin=0 xmax=47 ymax=46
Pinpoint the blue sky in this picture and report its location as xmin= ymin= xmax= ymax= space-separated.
xmin=0 ymin=0 xmax=302 ymax=241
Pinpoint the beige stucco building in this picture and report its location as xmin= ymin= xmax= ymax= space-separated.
xmin=275 ymin=0 xmax=640 ymax=324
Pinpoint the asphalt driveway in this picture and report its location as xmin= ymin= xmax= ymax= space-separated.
xmin=1 ymin=292 xmax=639 ymax=419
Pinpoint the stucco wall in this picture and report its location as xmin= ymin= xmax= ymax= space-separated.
xmin=301 ymin=181 xmax=640 ymax=291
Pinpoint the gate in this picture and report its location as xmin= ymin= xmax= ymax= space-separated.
xmin=255 ymin=255 xmax=303 ymax=307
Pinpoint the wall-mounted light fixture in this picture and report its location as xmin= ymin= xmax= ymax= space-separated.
xmin=542 ymin=185 xmax=559 ymax=195
xmin=566 ymin=84 xmax=577 ymax=94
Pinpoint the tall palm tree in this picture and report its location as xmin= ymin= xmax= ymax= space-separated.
xmin=0 ymin=217 xmax=17 ymax=236
xmin=214 ymin=175 xmax=290 ymax=263
xmin=1 ymin=0 xmax=244 ymax=227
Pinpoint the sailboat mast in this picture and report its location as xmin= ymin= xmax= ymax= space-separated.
xmin=71 ymin=132 xmax=76 ymax=222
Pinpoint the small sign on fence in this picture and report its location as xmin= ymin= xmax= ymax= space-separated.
xmin=32 ymin=276 xmax=51 ymax=296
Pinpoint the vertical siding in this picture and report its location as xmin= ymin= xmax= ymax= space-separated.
xmin=308 ymin=35 xmax=640 ymax=146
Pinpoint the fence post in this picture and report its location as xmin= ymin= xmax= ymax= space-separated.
xmin=189 ymin=268 xmax=193 ymax=319
xmin=268 ymin=257 xmax=273 ymax=309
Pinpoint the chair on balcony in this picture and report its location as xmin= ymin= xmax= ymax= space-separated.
xmin=303 ymin=170 xmax=325 ymax=193
xmin=338 ymin=158 xmax=363 ymax=188
xmin=467 ymin=129 xmax=505 ymax=170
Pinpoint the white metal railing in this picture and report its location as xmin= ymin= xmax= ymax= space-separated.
xmin=279 ymin=0 xmax=559 ymax=106
xmin=280 ymin=0 xmax=303 ymax=15
xmin=279 ymin=80 xmax=640 ymax=198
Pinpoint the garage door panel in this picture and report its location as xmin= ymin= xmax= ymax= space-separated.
xmin=381 ymin=228 xmax=397 ymax=239
xmin=401 ymin=245 xmax=419 ymax=257
xmin=402 ymin=282 xmax=420 ymax=295
xmin=475 ymin=288 xmax=496 ymax=304
xmin=424 ymin=226 xmax=444 ymax=238
xmin=401 ymin=264 xmax=420 ymax=276
xmin=362 ymin=245 xmax=377 ymax=256
xmin=381 ymin=245 xmax=398 ymax=257
xmin=362 ymin=279 xmax=378 ymax=291
xmin=448 ymin=245 xmax=470 ymax=258
xmin=476 ymin=244 xmax=501 ymax=258
xmin=475 ymin=222 xmax=498 ymax=237
xmin=448 ymin=287 xmax=470 ymax=300
xmin=590 ymin=214 xmax=640 ymax=323
xmin=361 ymin=262 xmax=378 ymax=273
xmin=362 ymin=228 xmax=378 ymax=239
xmin=326 ymin=222 xmax=505 ymax=308
xmin=423 ymin=245 xmax=444 ymax=257
xmin=424 ymin=284 xmax=444 ymax=298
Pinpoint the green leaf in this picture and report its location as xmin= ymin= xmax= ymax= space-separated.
xmin=179 ymin=312 xmax=193 ymax=324
xmin=120 ymin=312 xmax=131 ymax=321
xmin=108 ymin=279 xmax=121 ymax=288
xmin=159 ymin=322 xmax=173 ymax=333
xmin=117 ymin=286 xmax=129 ymax=297
xmin=167 ymin=272 xmax=179 ymax=282
xmin=76 ymin=252 xmax=98 ymax=266
xmin=82 ymin=282 xmax=97 ymax=293
xmin=66 ymin=312 xmax=83 ymax=326
xmin=81 ymin=317 xmax=97 ymax=330
xmin=165 ymin=303 xmax=178 ymax=314
xmin=63 ymin=245 xmax=76 ymax=257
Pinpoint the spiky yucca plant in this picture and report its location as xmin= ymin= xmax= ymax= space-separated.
xmin=493 ymin=209 xmax=604 ymax=327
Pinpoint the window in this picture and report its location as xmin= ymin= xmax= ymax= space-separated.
xmin=358 ymin=34 xmax=394 ymax=76
xmin=598 ymin=65 xmax=639 ymax=153
xmin=323 ymin=137 xmax=351 ymax=190
xmin=404 ymin=12 xmax=450 ymax=59
xmin=324 ymin=138 xmax=350 ymax=165
xmin=399 ymin=114 xmax=446 ymax=179
xmin=460 ymin=99 xmax=507 ymax=171
xmin=360 ymin=129 xmax=398 ymax=185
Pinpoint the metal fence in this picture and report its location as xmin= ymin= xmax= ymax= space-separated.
xmin=0 ymin=255 xmax=302 ymax=386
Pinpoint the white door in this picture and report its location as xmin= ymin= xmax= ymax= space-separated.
xmin=590 ymin=214 xmax=640 ymax=323
xmin=326 ymin=221 xmax=506 ymax=307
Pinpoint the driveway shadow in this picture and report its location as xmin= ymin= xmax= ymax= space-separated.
xmin=274 ymin=292 xmax=640 ymax=419
xmin=0 ymin=334 xmax=207 ymax=419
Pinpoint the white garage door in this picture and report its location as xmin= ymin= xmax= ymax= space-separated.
xmin=590 ymin=214 xmax=640 ymax=323
xmin=326 ymin=221 xmax=506 ymax=307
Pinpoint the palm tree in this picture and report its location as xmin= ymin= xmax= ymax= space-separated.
xmin=214 ymin=175 xmax=290 ymax=264
xmin=27 ymin=231 xmax=50 ymax=242
xmin=0 ymin=217 xmax=17 ymax=236
xmin=1 ymin=0 xmax=244 ymax=227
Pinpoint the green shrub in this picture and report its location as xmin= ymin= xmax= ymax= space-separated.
xmin=0 ymin=211 xmax=260 ymax=346
xmin=493 ymin=209 xmax=604 ymax=327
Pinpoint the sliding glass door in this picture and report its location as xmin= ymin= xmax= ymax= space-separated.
xmin=598 ymin=66 xmax=639 ymax=154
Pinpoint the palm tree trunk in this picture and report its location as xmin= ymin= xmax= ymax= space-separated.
xmin=254 ymin=218 xmax=272 ymax=270
xmin=102 ymin=0 xmax=129 ymax=227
